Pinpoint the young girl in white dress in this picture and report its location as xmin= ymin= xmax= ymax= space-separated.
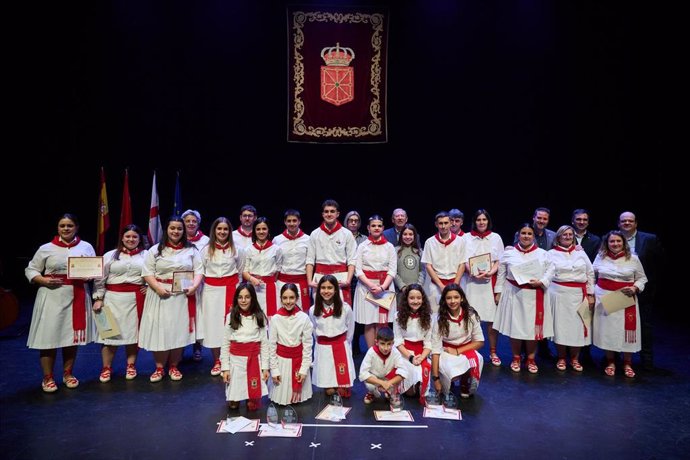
xmin=309 ymin=274 xmax=356 ymax=398
xmin=268 ymin=283 xmax=313 ymax=405
xmin=221 ymin=283 xmax=269 ymax=411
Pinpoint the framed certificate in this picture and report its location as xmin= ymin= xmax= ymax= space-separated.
xmin=468 ymin=253 xmax=491 ymax=276
xmin=172 ymin=271 xmax=195 ymax=293
xmin=93 ymin=305 xmax=121 ymax=339
xmin=67 ymin=256 xmax=104 ymax=279
xmin=365 ymin=291 xmax=396 ymax=310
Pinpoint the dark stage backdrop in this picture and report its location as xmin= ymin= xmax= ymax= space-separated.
xmin=5 ymin=1 xmax=671 ymax=309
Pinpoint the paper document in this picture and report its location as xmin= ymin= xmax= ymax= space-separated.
xmin=510 ymin=259 xmax=544 ymax=285
xmin=601 ymin=290 xmax=635 ymax=314
xmin=373 ymin=410 xmax=414 ymax=422
xmin=257 ymin=423 xmax=303 ymax=437
xmin=423 ymin=405 xmax=461 ymax=420
xmin=315 ymin=404 xmax=351 ymax=422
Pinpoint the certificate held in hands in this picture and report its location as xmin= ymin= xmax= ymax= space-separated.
xmin=468 ymin=253 xmax=491 ymax=276
xmin=94 ymin=305 xmax=121 ymax=339
xmin=172 ymin=271 xmax=194 ymax=293
xmin=365 ymin=290 xmax=396 ymax=310
xmin=68 ymin=256 xmax=104 ymax=279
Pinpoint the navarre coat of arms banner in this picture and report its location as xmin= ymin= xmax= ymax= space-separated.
xmin=287 ymin=6 xmax=388 ymax=143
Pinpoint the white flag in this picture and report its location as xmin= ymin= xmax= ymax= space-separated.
xmin=147 ymin=171 xmax=163 ymax=247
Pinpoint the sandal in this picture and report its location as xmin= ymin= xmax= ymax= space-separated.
xmin=571 ymin=359 xmax=583 ymax=372
xmin=490 ymin=348 xmax=501 ymax=366
xmin=149 ymin=367 xmax=165 ymax=382
xmin=337 ymin=387 xmax=352 ymax=398
xmin=556 ymin=358 xmax=567 ymax=371
xmin=526 ymin=359 xmax=539 ymax=374
xmin=42 ymin=374 xmax=58 ymax=393
xmin=99 ymin=366 xmax=112 ymax=383
xmin=125 ymin=363 xmax=137 ymax=380
xmin=623 ymin=362 xmax=636 ymax=378
xmin=604 ymin=362 xmax=616 ymax=377
xmin=63 ymin=369 xmax=79 ymax=389
xmin=510 ymin=356 xmax=521 ymax=372
xmin=210 ymin=359 xmax=222 ymax=376
xmin=168 ymin=366 xmax=183 ymax=381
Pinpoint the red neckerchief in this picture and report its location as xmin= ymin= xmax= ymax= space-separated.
xmin=409 ymin=312 xmax=420 ymax=319
xmin=607 ymin=250 xmax=625 ymax=260
xmin=320 ymin=221 xmax=343 ymax=235
xmin=373 ymin=345 xmax=391 ymax=364
xmin=276 ymin=306 xmax=300 ymax=316
xmin=122 ymin=247 xmax=143 ymax=256
xmin=215 ymin=241 xmax=231 ymax=252
xmin=554 ymin=245 xmax=575 ymax=253
xmin=368 ymin=236 xmax=388 ymax=245
xmin=514 ymin=243 xmax=537 ymax=254
xmin=321 ymin=304 xmax=334 ymax=318
xmin=434 ymin=232 xmax=456 ymax=246
xmin=165 ymin=241 xmax=184 ymax=250
xmin=282 ymin=229 xmax=305 ymax=240
xmin=470 ymin=230 xmax=492 ymax=239
xmin=51 ymin=236 xmax=81 ymax=248
xmin=253 ymin=240 xmax=273 ymax=252
xmin=239 ymin=309 xmax=253 ymax=317
xmin=237 ymin=227 xmax=252 ymax=238
xmin=448 ymin=310 xmax=464 ymax=324
xmin=457 ymin=230 xmax=465 ymax=237
xmin=188 ymin=231 xmax=205 ymax=242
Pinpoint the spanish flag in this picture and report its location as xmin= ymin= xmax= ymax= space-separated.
xmin=96 ymin=167 xmax=110 ymax=255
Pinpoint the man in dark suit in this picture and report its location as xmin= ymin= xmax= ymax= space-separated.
xmin=572 ymin=209 xmax=601 ymax=262
xmin=618 ymin=211 xmax=664 ymax=371
xmin=514 ymin=207 xmax=556 ymax=251
xmin=382 ymin=208 xmax=421 ymax=247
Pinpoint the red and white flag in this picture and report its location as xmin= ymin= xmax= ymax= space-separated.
xmin=119 ymin=169 xmax=133 ymax=235
xmin=96 ymin=167 xmax=110 ymax=255
xmin=147 ymin=171 xmax=163 ymax=247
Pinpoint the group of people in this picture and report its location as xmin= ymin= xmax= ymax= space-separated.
xmin=25 ymin=203 xmax=661 ymax=409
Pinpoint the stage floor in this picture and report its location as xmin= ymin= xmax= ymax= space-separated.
xmin=1 ymin=306 xmax=688 ymax=460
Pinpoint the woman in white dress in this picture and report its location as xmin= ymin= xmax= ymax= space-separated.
xmin=243 ymin=217 xmax=282 ymax=320
xmin=593 ymin=231 xmax=647 ymax=378
xmin=353 ymin=215 xmax=397 ymax=348
xmin=268 ymin=283 xmax=313 ymax=405
xmin=93 ymin=224 xmax=147 ymax=382
xmin=461 ymin=209 xmax=504 ymax=366
xmin=493 ymin=223 xmax=554 ymax=374
xmin=139 ymin=216 xmax=203 ymax=382
xmin=431 ymin=284 xmax=484 ymax=398
xmin=221 ymin=283 xmax=269 ymax=411
xmin=547 ymin=225 xmax=594 ymax=372
xmin=310 ymin=274 xmax=356 ymax=398
xmin=25 ymin=213 xmax=95 ymax=392
xmin=394 ymin=283 xmax=433 ymax=403
xmin=201 ymin=217 xmax=244 ymax=376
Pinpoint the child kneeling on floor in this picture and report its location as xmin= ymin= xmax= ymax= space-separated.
xmin=359 ymin=327 xmax=418 ymax=404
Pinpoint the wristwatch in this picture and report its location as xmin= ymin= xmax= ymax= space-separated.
xmin=431 ymin=375 xmax=440 ymax=381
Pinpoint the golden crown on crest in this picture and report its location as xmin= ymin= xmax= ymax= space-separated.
xmin=320 ymin=43 xmax=355 ymax=66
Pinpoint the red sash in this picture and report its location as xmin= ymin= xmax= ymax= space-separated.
xmin=363 ymin=270 xmax=390 ymax=323
xmin=554 ymin=280 xmax=588 ymax=337
xmin=252 ymin=275 xmax=277 ymax=317
xmin=205 ymin=274 xmax=239 ymax=318
xmin=50 ymin=274 xmax=86 ymax=344
xmin=315 ymin=263 xmax=350 ymax=304
xmin=404 ymin=339 xmax=430 ymax=402
xmin=157 ymin=278 xmax=196 ymax=332
xmin=443 ymin=340 xmax=481 ymax=381
xmin=277 ymin=343 xmax=304 ymax=402
xmin=597 ymin=278 xmax=637 ymax=343
xmin=106 ymin=283 xmax=145 ymax=322
xmin=508 ymin=279 xmax=545 ymax=340
xmin=277 ymin=273 xmax=311 ymax=308
xmin=230 ymin=341 xmax=262 ymax=400
xmin=316 ymin=332 xmax=350 ymax=387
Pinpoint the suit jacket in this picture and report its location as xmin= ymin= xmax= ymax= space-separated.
xmin=633 ymin=231 xmax=663 ymax=300
xmin=578 ymin=231 xmax=601 ymax=262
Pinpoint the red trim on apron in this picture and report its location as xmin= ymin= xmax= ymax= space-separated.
xmin=597 ymin=278 xmax=637 ymax=343
xmin=205 ymin=274 xmax=239 ymax=318
xmin=252 ymin=275 xmax=277 ymax=317
xmin=230 ymin=341 xmax=262 ymax=400
xmin=50 ymin=274 xmax=86 ymax=343
xmin=277 ymin=343 xmax=304 ymax=403
xmin=315 ymin=263 xmax=350 ymax=304
xmin=404 ymin=339 xmax=430 ymax=403
xmin=316 ymin=332 xmax=350 ymax=387
xmin=277 ymin=273 xmax=311 ymax=308
xmin=443 ymin=340 xmax=481 ymax=381
xmin=554 ymin=280 xmax=588 ymax=337
xmin=508 ymin=279 xmax=545 ymax=340
xmin=363 ymin=270 xmax=390 ymax=323
xmin=106 ymin=282 xmax=146 ymax=322
xmin=157 ymin=278 xmax=195 ymax=332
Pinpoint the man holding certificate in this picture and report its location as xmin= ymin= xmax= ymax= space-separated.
xmin=25 ymin=213 xmax=96 ymax=392
xmin=592 ymin=230 xmax=647 ymax=378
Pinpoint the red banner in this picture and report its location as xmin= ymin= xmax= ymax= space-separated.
xmin=96 ymin=167 xmax=110 ymax=255
xmin=288 ymin=6 xmax=388 ymax=143
xmin=119 ymin=169 xmax=132 ymax=235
